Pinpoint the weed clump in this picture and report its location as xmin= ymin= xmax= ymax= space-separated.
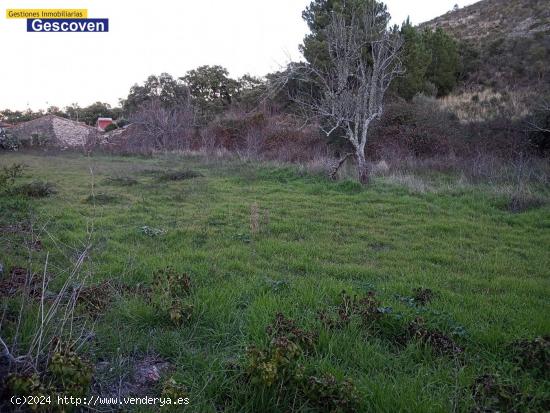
xmin=77 ymin=281 xmax=115 ymax=316
xmin=245 ymin=314 xmax=311 ymax=387
xmin=407 ymin=317 xmax=463 ymax=356
xmin=152 ymin=267 xmax=193 ymax=326
xmin=103 ymin=176 xmax=138 ymax=186
xmin=471 ymin=374 xmax=539 ymax=413
xmin=161 ymin=377 xmax=188 ymax=401
xmin=301 ymin=373 xmax=359 ymax=412
xmin=508 ymin=336 xmax=549 ymax=379
xmin=15 ymin=181 xmax=57 ymax=198
xmin=318 ymin=291 xmax=394 ymax=333
xmin=83 ymin=193 xmax=119 ymax=205
xmin=140 ymin=226 xmax=166 ymax=237
xmin=266 ymin=312 xmax=317 ymax=353
xmin=244 ymin=313 xmax=358 ymax=412
xmin=5 ymin=350 xmax=93 ymax=406
xmin=157 ymin=170 xmax=203 ymax=182
xmin=412 ymin=287 xmax=435 ymax=306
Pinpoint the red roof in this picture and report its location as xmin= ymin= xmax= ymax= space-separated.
xmin=97 ymin=118 xmax=113 ymax=131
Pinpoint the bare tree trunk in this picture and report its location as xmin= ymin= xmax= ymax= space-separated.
xmin=356 ymin=148 xmax=369 ymax=184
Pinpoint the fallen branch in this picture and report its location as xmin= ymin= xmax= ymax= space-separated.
xmin=329 ymin=153 xmax=354 ymax=180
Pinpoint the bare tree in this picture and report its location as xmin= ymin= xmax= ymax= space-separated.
xmin=294 ymin=7 xmax=403 ymax=183
xmin=129 ymin=98 xmax=195 ymax=151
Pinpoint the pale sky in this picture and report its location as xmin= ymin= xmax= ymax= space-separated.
xmin=1 ymin=0 xmax=477 ymax=110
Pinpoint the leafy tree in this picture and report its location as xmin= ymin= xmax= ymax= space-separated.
xmin=68 ymin=102 xmax=121 ymax=126
xmin=122 ymin=73 xmax=190 ymax=113
xmin=235 ymin=74 xmax=266 ymax=110
xmin=181 ymin=65 xmax=240 ymax=118
xmin=46 ymin=106 xmax=66 ymax=117
xmin=423 ymin=28 xmax=459 ymax=96
xmin=0 ymin=109 xmax=43 ymax=124
xmin=64 ymin=104 xmax=82 ymax=121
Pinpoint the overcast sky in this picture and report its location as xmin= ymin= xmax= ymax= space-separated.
xmin=1 ymin=0 xmax=477 ymax=110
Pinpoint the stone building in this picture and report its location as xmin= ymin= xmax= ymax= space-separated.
xmin=10 ymin=115 xmax=99 ymax=148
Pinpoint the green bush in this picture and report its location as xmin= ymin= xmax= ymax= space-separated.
xmin=0 ymin=163 xmax=26 ymax=192
xmin=104 ymin=123 xmax=118 ymax=132
xmin=0 ymin=128 xmax=20 ymax=151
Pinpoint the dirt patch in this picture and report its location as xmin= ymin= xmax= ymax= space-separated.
xmin=77 ymin=281 xmax=116 ymax=316
xmin=157 ymin=170 xmax=203 ymax=182
xmin=103 ymin=176 xmax=138 ymax=186
xmin=0 ymin=222 xmax=31 ymax=235
xmin=412 ymin=287 xmax=435 ymax=306
xmin=0 ymin=266 xmax=47 ymax=299
xmin=83 ymin=193 xmax=121 ymax=205
xmin=95 ymin=355 xmax=172 ymax=399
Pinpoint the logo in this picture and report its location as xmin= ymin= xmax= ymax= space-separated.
xmin=6 ymin=9 xmax=109 ymax=32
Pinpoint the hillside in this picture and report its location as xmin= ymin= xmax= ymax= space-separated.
xmin=421 ymin=0 xmax=550 ymax=90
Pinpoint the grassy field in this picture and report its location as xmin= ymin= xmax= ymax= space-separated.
xmin=1 ymin=151 xmax=549 ymax=412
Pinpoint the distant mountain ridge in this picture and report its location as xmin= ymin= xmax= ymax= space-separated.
xmin=420 ymin=0 xmax=550 ymax=91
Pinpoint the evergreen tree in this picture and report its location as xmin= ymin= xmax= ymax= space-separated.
xmin=423 ymin=28 xmax=459 ymax=96
xmin=396 ymin=19 xmax=431 ymax=100
xmin=301 ymin=0 xmax=390 ymax=70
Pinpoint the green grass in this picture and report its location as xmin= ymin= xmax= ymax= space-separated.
xmin=1 ymin=151 xmax=549 ymax=412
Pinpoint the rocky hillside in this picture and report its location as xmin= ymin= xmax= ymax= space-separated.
xmin=421 ymin=0 xmax=550 ymax=91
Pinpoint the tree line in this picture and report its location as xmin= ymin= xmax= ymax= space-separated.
xmin=1 ymin=0 xmax=460 ymax=128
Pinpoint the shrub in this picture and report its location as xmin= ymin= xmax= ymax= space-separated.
xmin=6 ymin=350 xmax=93 ymax=403
xmin=104 ymin=123 xmax=118 ymax=132
xmin=0 ymin=163 xmax=26 ymax=192
xmin=116 ymin=118 xmax=130 ymax=128
xmin=15 ymin=181 xmax=57 ymax=198
xmin=0 ymin=128 xmax=20 ymax=151
xmin=369 ymin=96 xmax=461 ymax=158
xmin=528 ymin=105 xmax=550 ymax=156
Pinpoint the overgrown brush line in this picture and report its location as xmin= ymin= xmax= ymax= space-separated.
xmin=0 ymin=163 xmax=98 ymax=410
xmin=0 ymin=228 xmax=95 ymax=407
